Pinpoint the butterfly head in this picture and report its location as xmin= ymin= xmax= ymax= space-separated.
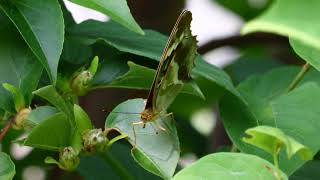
xmin=140 ymin=108 xmax=157 ymax=122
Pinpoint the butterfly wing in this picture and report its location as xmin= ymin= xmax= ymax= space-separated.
xmin=145 ymin=10 xmax=198 ymax=113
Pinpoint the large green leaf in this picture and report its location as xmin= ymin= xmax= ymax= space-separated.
xmin=33 ymin=85 xmax=74 ymax=121
xmin=242 ymin=0 xmax=320 ymax=50
xmin=193 ymin=57 xmax=241 ymax=99
xmin=214 ymin=0 xmax=271 ymax=20
xmin=105 ymin=61 xmax=153 ymax=89
xmin=61 ymin=37 xmax=92 ymax=65
xmin=23 ymin=113 xmax=72 ymax=151
xmin=290 ymin=39 xmax=320 ymax=72
xmin=26 ymin=106 xmax=58 ymax=126
xmin=105 ymin=99 xmax=179 ymax=179
xmin=290 ymin=160 xmax=320 ymax=180
xmin=167 ymin=57 xmax=242 ymax=117
xmin=225 ymin=53 xmax=283 ymax=85
xmin=0 ymin=152 xmax=15 ymax=180
xmin=77 ymin=143 xmax=160 ymax=180
xmin=68 ymin=20 xmax=165 ymax=60
xmin=0 ymin=0 xmax=64 ymax=82
xmin=220 ymin=67 xmax=320 ymax=175
xmin=68 ymin=0 xmax=144 ymax=35
xmin=0 ymin=14 xmax=43 ymax=112
xmin=172 ymin=153 xmax=288 ymax=180
xmin=68 ymin=19 xmax=239 ymax=97
xmin=92 ymin=60 xmax=203 ymax=98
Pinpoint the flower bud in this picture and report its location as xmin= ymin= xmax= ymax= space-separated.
xmin=82 ymin=129 xmax=108 ymax=153
xmin=59 ymin=147 xmax=80 ymax=171
xmin=13 ymin=107 xmax=31 ymax=130
xmin=70 ymin=70 xmax=93 ymax=96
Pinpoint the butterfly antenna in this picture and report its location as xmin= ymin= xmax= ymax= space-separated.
xmin=111 ymin=111 xmax=141 ymax=115
xmin=102 ymin=109 xmax=141 ymax=115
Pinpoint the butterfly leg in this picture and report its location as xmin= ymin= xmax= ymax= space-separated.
xmin=165 ymin=112 xmax=174 ymax=118
xmin=150 ymin=122 xmax=160 ymax=134
xmin=132 ymin=121 xmax=144 ymax=145
xmin=150 ymin=112 xmax=174 ymax=134
xmin=163 ymin=112 xmax=181 ymax=152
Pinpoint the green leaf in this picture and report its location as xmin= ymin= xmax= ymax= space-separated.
xmin=44 ymin=156 xmax=61 ymax=167
xmin=68 ymin=0 xmax=144 ymax=35
xmin=68 ymin=20 xmax=166 ymax=60
xmin=243 ymin=126 xmax=313 ymax=160
xmin=26 ymin=106 xmax=58 ymax=126
xmin=74 ymin=104 xmax=93 ymax=133
xmin=91 ymin=57 xmax=129 ymax=86
xmin=0 ymin=14 xmax=43 ymax=112
xmin=69 ymin=19 xmax=240 ymax=99
xmin=193 ymin=57 xmax=241 ymax=99
xmin=93 ymin=61 xmax=152 ymax=89
xmin=60 ymin=0 xmax=76 ymax=28
xmin=170 ymin=57 xmax=242 ymax=117
xmin=88 ymin=56 xmax=99 ymax=76
xmin=242 ymin=0 xmax=320 ymax=50
xmin=93 ymin=61 xmax=204 ymax=98
xmin=290 ymin=39 xmax=320 ymax=71
xmin=24 ymin=113 xmax=72 ymax=151
xmin=220 ymin=67 xmax=320 ymax=175
xmin=61 ymin=37 xmax=92 ymax=65
xmin=77 ymin=143 xmax=160 ymax=180
xmin=0 ymin=0 xmax=64 ymax=82
xmin=2 ymin=83 xmax=25 ymax=112
xmin=224 ymin=53 xmax=284 ymax=85
xmin=172 ymin=153 xmax=288 ymax=180
xmin=33 ymin=85 xmax=73 ymax=120
xmin=105 ymin=98 xmax=180 ymax=179
xmin=290 ymin=160 xmax=320 ymax=180
xmin=0 ymin=152 xmax=15 ymax=180
xmin=214 ymin=0 xmax=271 ymax=20
xmin=72 ymin=104 xmax=93 ymax=150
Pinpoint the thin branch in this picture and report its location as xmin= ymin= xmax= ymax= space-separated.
xmin=287 ymin=63 xmax=311 ymax=92
xmin=0 ymin=117 xmax=15 ymax=141
xmin=198 ymin=33 xmax=288 ymax=54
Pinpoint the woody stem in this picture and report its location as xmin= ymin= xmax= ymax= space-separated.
xmin=0 ymin=117 xmax=15 ymax=141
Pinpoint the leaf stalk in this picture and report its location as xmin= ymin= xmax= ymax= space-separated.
xmin=287 ymin=63 xmax=310 ymax=92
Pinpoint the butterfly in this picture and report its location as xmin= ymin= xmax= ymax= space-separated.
xmin=105 ymin=10 xmax=198 ymax=178
xmin=134 ymin=10 xmax=198 ymax=130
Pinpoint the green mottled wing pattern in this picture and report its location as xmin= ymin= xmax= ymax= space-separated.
xmin=145 ymin=10 xmax=198 ymax=113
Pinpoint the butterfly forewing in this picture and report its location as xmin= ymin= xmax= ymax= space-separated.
xmin=144 ymin=10 xmax=198 ymax=114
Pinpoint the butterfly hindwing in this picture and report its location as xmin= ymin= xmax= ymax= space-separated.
xmin=145 ymin=10 xmax=198 ymax=114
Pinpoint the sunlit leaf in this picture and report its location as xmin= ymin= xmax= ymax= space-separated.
xmin=0 ymin=152 xmax=15 ymax=180
xmin=172 ymin=153 xmax=288 ymax=180
xmin=105 ymin=99 xmax=179 ymax=179
xmin=68 ymin=0 xmax=144 ymax=35
xmin=220 ymin=67 xmax=320 ymax=174
xmin=290 ymin=39 xmax=320 ymax=72
xmin=242 ymin=0 xmax=320 ymax=50
xmin=243 ymin=126 xmax=313 ymax=160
